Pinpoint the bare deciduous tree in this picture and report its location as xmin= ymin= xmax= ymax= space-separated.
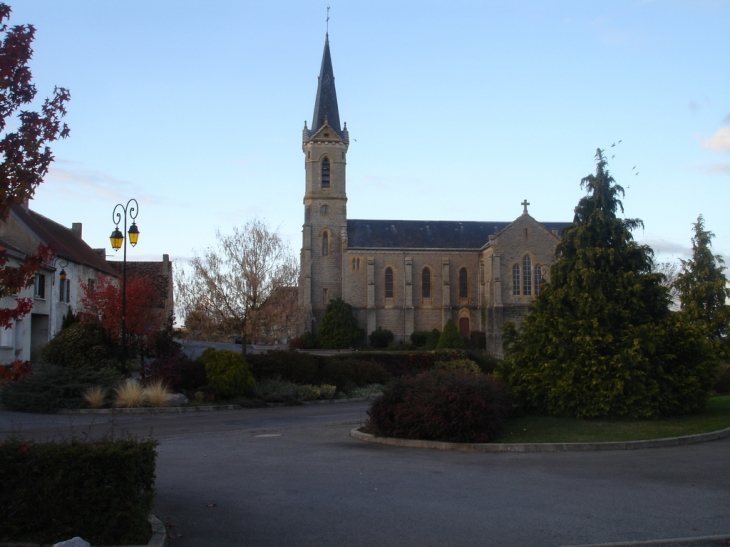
xmin=176 ymin=218 xmax=299 ymax=354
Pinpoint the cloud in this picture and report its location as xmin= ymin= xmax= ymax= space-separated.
xmin=43 ymin=161 xmax=160 ymax=205
xmin=701 ymin=126 xmax=730 ymax=154
xmin=690 ymin=162 xmax=730 ymax=175
xmin=724 ymin=113 xmax=730 ymax=124
xmin=636 ymin=238 xmax=691 ymax=257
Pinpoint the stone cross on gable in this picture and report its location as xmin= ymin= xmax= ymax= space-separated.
xmin=521 ymin=199 xmax=530 ymax=214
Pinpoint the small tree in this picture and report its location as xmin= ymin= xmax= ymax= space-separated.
xmin=175 ymin=218 xmax=298 ymax=354
xmin=0 ymin=4 xmax=70 ymax=332
xmin=436 ymin=319 xmax=465 ymax=349
xmin=674 ymin=215 xmax=730 ymax=351
xmin=369 ymin=327 xmax=394 ymax=348
xmin=317 ymin=298 xmax=361 ymax=349
xmin=424 ymin=328 xmax=441 ymax=350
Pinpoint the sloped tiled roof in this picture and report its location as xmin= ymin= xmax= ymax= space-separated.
xmin=347 ymin=219 xmax=571 ymax=250
xmin=11 ymin=206 xmax=118 ymax=276
xmin=108 ymin=261 xmax=171 ymax=306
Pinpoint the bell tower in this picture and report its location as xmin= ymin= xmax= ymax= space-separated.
xmin=300 ymin=34 xmax=349 ymax=329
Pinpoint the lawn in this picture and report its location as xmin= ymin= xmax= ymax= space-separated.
xmin=492 ymin=395 xmax=730 ymax=443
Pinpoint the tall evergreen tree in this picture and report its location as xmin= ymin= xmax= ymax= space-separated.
xmin=674 ymin=215 xmax=730 ymax=349
xmin=317 ymin=298 xmax=362 ymax=349
xmin=499 ymin=150 xmax=715 ymax=418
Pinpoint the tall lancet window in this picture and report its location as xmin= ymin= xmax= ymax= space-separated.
xmin=512 ymin=264 xmax=520 ymax=296
xmin=459 ymin=268 xmax=468 ymax=299
xmin=385 ymin=267 xmax=394 ymax=299
xmin=322 ymin=231 xmax=329 ymax=256
xmin=321 ymin=157 xmax=330 ymax=188
xmin=522 ymin=255 xmax=532 ymax=296
xmin=421 ymin=268 xmax=431 ymax=299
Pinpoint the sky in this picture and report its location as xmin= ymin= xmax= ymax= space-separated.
xmin=9 ymin=0 xmax=730 ymax=269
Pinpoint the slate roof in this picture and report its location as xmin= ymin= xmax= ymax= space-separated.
xmin=308 ymin=35 xmax=344 ymax=139
xmin=10 ymin=206 xmax=118 ymax=276
xmin=347 ymin=219 xmax=571 ymax=250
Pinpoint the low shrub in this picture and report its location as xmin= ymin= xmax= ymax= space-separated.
xmin=40 ymin=323 xmax=118 ymax=371
xmin=289 ymin=331 xmax=318 ymax=350
xmin=366 ymin=370 xmax=511 ymax=443
xmin=436 ymin=319 xmax=466 ymax=349
xmin=433 ymin=358 xmax=481 ymax=375
xmin=1 ymin=366 xmax=122 ymax=413
xmin=369 ymin=327 xmax=394 ymax=349
xmin=146 ymin=355 xmax=207 ymax=392
xmin=0 ymin=360 xmax=32 ymax=386
xmin=470 ymin=331 xmax=486 ymax=351
xmin=247 ymin=351 xmax=319 ymax=384
xmin=316 ymin=358 xmax=392 ymax=393
xmin=425 ymin=328 xmax=441 ymax=350
xmin=0 ymin=437 xmax=156 ymax=545
xmin=466 ymin=351 xmax=501 ymax=375
xmin=253 ymin=379 xmax=336 ymax=402
xmin=410 ymin=330 xmax=430 ymax=348
xmin=199 ymin=348 xmax=255 ymax=398
xmin=349 ymin=383 xmax=385 ymax=399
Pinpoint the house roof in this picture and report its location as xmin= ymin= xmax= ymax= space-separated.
xmin=108 ymin=260 xmax=171 ymax=305
xmin=347 ymin=219 xmax=571 ymax=250
xmin=10 ymin=206 xmax=118 ymax=276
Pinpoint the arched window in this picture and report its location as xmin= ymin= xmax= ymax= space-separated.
xmin=385 ymin=267 xmax=394 ymax=299
xmin=459 ymin=267 xmax=468 ymax=299
xmin=522 ymin=255 xmax=532 ymax=296
xmin=512 ymin=264 xmax=520 ymax=295
xmin=534 ymin=263 xmax=542 ymax=294
xmin=322 ymin=231 xmax=329 ymax=256
xmin=422 ymin=268 xmax=431 ymax=299
xmin=321 ymin=157 xmax=330 ymax=188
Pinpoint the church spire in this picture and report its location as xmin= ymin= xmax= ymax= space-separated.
xmin=310 ymin=34 xmax=342 ymax=138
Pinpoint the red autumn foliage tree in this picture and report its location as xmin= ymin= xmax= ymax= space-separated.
xmin=0 ymin=3 xmax=70 ymax=333
xmin=79 ymin=276 xmax=160 ymax=358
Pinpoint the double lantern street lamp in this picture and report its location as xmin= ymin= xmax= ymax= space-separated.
xmin=109 ymin=199 xmax=139 ymax=367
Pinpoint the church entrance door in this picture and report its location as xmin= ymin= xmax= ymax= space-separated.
xmin=459 ymin=317 xmax=470 ymax=339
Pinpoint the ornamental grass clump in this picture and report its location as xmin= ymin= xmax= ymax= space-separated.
xmin=143 ymin=380 xmax=173 ymax=407
xmin=82 ymin=386 xmax=108 ymax=408
xmin=366 ymin=370 xmax=511 ymax=443
xmin=114 ymin=381 xmax=146 ymax=408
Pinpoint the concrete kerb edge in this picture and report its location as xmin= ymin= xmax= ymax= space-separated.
xmin=0 ymin=515 xmax=168 ymax=547
xmin=350 ymin=425 xmax=730 ymax=452
xmin=559 ymin=532 xmax=730 ymax=546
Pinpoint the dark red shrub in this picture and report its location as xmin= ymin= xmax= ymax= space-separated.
xmin=147 ymin=356 xmax=207 ymax=392
xmin=365 ymin=370 xmax=511 ymax=443
xmin=316 ymin=359 xmax=392 ymax=392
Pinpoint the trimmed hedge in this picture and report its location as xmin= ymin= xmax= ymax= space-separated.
xmin=366 ymin=370 xmax=511 ymax=443
xmin=198 ymin=348 xmax=255 ymax=398
xmin=0 ymin=437 xmax=157 ymax=545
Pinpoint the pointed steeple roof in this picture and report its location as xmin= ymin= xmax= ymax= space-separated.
xmin=310 ymin=35 xmax=343 ymax=139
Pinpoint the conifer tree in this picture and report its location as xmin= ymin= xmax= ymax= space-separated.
xmin=317 ymin=298 xmax=362 ymax=349
xmin=674 ymin=215 xmax=730 ymax=350
xmin=499 ymin=150 xmax=715 ymax=418
xmin=436 ymin=319 xmax=465 ymax=350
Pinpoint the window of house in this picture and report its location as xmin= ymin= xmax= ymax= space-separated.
xmin=34 ymin=274 xmax=46 ymax=299
xmin=59 ymin=278 xmax=65 ymax=302
xmin=0 ymin=321 xmax=13 ymax=348
xmin=534 ymin=263 xmax=542 ymax=295
xmin=322 ymin=232 xmax=329 ymax=256
xmin=88 ymin=278 xmax=96 ymax=292
xmin=384 ymin=267 xmax=394 ymax=299
xmin=351 ymin=257 xmax=361 ymax=271
xmin=459 ymin=267 xmax=468 ymax=299
xmin=522 ymin=255 xmax=532 ymax=296
xmin=322 ymin=288 xmax=329 ymax=305
xmin=421 ymin=267 xmax=431 ymax=299
xmin=321 ymin=157 xmax=330 ymax=188
xmin=512 ymin=264 xmax=520 ymax=296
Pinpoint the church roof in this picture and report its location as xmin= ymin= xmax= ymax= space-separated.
xmin=347 ymin=219 xmax=570 ymax=250
xmin=308 ymin=35 xmax=343 ymax=139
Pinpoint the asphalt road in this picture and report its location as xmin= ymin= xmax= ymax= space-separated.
xmin=2 ymin=403 xmax=729 ymax=547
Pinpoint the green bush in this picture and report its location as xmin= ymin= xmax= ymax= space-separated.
xmin=289 ymin=331 xmax=319 ymax=350
xmin=470 ymin=331 xmax=486 ymax=350
xmin=198 ymin=348 xmax=255 ymax=398
xmin=366 ymin=370 xmax=511 ymax=443
xmin=1 ymin=366 xmax=122 ymax=413
xmin=0 ymin=437 xmax=157 ymax=545
xmin=436 ymin=319 xmax=466 ymax=349
xmin=253 ymin=379 xmax=336 ymax=402
xmin=369 ymin=327 xmax=394 ymax=348
xmin=410 ymin=331 xmax=430 ymax=348
xmin=433 ymin=359 xmax=481 ymax=375
xmin=247 ymin=351 xmax=319 ymax=384
xmin=715 ymin=364 xmax=730 ymax=394
xmin=318 ymin=298 xmax=363 ymax=349
xmin=425 ymin=328 xmax=441 ymax=350
xmin=317 ymin=358 xmax=392 ymax=393
xmin=40 ymin=323 xmax=118 ymax=371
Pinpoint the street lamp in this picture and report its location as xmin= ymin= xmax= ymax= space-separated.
xmin=110 ymin=199 xmax=139 ymax=367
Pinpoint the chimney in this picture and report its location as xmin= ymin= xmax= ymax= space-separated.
xmin=72 ymin=223 xmax=82 ymax=238
xmin=551 ymin=229 xmax=559 ymax=236
xmin=163 ymin=254 xmax=170 ymax=272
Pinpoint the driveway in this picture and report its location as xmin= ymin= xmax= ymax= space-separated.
xmin=2 ymin=403 xmax=729 ymax=547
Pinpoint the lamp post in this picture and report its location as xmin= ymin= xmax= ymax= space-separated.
xmin=50 ymin=256 xmax=68 ymax=339
xmin=110 ymin=199 xmax=139 ymax=367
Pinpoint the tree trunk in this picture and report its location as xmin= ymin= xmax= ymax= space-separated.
xmin=240 ymin=332 xmax=247 ymax=356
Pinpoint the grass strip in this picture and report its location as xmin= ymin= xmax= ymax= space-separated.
xmin=493 ymin=395 xmax=730 ymax=443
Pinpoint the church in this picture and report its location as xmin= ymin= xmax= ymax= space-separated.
xmin=298 ymin=35 xmax=571 ymax=356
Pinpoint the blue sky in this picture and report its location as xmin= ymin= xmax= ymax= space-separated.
xmin=11 ymin=0 xmax=730 ymax=267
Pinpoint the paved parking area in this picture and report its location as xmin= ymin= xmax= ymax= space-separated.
xmin=3 ymin=403 xmax=729 ymax=547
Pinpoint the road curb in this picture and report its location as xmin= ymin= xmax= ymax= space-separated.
xmin=0 ymin=515 xmax=168 ymax=547
xmin=59 ymin=405 xmax=243 ymax=414
xmin=350 ymin=425 xmax=730 ymax=452
xmin=560 ymin=532 xmax=730 ymax=546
